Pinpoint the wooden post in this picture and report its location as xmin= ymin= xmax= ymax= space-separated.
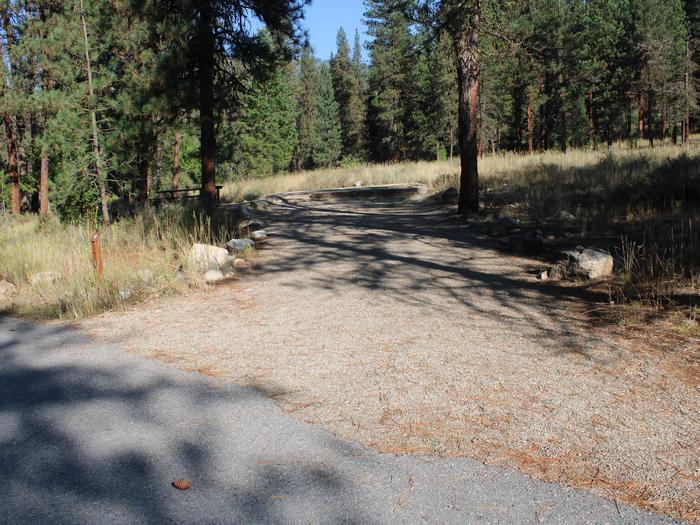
xmin=91 ymin=232 xmax=104 ymax=279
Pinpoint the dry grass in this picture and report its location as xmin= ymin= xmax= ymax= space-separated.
xmin=0 ymin=204 xmax=238 ymax=319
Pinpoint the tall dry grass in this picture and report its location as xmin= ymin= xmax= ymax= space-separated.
xmin=0 ymin=204 xmax=239 ymax=319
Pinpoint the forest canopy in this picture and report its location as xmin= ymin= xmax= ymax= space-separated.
xmin=0 ymin=0 xmax=697 ymax=220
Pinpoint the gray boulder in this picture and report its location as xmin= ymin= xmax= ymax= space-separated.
xmin=441 ymin=187 xmax=459 ymax=205
xmin=251 ymin=230 xmax=268 ymax=242
xmin=203 ymin=269 xmax=225 ymax=284
xmin=561 ymin=247 xmax=614 ymax=279
xmin=227 ymin=238 xmax=255 ymax=253
xmin=189 ymin=244 xmax=229 ymax=272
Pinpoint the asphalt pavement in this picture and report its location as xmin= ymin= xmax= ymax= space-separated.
xmin=0 ymin=316 xmax=682 ymax=524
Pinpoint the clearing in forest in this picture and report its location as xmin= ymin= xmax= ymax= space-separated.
xmin=82 ymin=194 xmax=700 ymax=524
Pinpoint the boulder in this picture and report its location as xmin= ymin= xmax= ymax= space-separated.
xmin=203 ymin=269 xmax=225 ymax=284
xmin=441 ymin=187 xmax=459 ymax=205
xmin=561 ymin=246 xmax=614 ymax=279
xmin=558 ymin=210 xmax=576 ymax=221
xmin=220 ymin=256 xmax=236 ymax=275
xmin=233 ymin=258 xmax=249 ymax=269
xmin=251 ymin=230 xmax=268 ymax=242
xmin=354 ymin=181 xmax=365 ymax=188
xmin=29 ymin=271 xmax=61 ymax=286
xmin=189 ymin=244 xmax=229 ymax=272
xmin=227 ymin=238 xmax=255 ymax=253
xmin=0 ymin=279 xmax=17 ymax=299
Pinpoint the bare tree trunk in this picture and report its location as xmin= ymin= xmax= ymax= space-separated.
xmin=527 ymin=95 xmax=534 ymax=154
xmin=39 ymin=148 xmax=49 ymax=216
xmin=647 ymin=92 xmax=654 ymax=148
xmin=451 ymin=1 xmax=481 ymax=214
xmin=449 ymin=129 xmax=454 ymax=159
xmin=199 ymin=1 xmax=217 ymax=213
xmin=588 ymin=98 xmax=594 ymax=145
xmin=684 ymin=40 xmax=691 ymax=146
xmin=5 ymin=117 xmax=20 ymax=214
xmin=173 ymin=131 xmax=182 ymax=191
xmin=79 ymin=0 xmax=110 ymax=225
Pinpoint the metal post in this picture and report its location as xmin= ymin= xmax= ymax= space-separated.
xmin=91 ymin=232 xmax=104 ymax=279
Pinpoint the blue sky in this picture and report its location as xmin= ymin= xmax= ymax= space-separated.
xmin=301 ymin=0 xmax=368 ymax=61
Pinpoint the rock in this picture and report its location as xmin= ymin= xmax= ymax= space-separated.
xmin=29 ymin=271 xmax=61 ymax=286
xmin=499 ymin=215 xmax=520 ymax=228
xmin=561 ymin=246 xmax=614 ymax=279
xmin=227 ymin=238 xmax=255 ymax=253
xmin=189 ymin=244 xmax=229 ymax=272
xmin=251 ymin=230 xmax=268 ymax=242
xmin=119 ymin=289 xmax=133 ymax=301
xmin=203 ymin=269 xmax=225 ymax=284
xmin=220 ymin=256 xmax=235 ymax=274
xmin=441 ymin=187 xmax=459 ymax=205
xmin=507 ymin=235 xmax=544 ymax=255
xmin=354 ymin=181 xmax=365 ymax=188
xmin=558 ymin=210 xmax=576 ymax=221
xmin=0 ymin=279 xmax=17 ymax=299
xmin=233 ymin=258 xmax=249 ymax=269
xmin=539 ymin=270 xmax=549 ymax=281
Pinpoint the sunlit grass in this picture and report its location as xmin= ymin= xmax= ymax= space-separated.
xmin=0 ymin=205 xmax=224 ymax=319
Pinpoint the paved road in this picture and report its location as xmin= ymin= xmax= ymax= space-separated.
xmin=0 ymin=316 xmax=682 ymax=524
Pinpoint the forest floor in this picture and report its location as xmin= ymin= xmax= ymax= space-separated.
xmin=81 ymin=193 xmax=700 ymax=523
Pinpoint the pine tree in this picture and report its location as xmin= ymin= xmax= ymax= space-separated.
xmin=365 ymin=2 xmax=417 ymax=161
xmin=313 ymin=62 xmax=342 ymax=167
xmin=235 ymin=63 xmax=298 ymax=178
xmin=296 ymin=43 xmax=319 ymax=169
xmin=330 ymin=27 xmax=365 ymax=159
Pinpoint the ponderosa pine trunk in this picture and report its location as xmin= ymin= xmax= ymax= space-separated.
xmin=199 ymin=2 xmax=217 ymax=213
xmin=39 ymin=149 xmax=49 ymax=216
xmin=173 ymin=131 xmax=182 ymax=191
xmin=5 ymin=116 xmax=20 ymax=214
xmin=452 ymin=2 xmax=481 ymax=214
xmin=527 ymin=97 xmax=534 ymax=154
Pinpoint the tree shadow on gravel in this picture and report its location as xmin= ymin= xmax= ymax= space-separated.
xmin=252 ymin=197 xmax=630 ymax=363
xmin=0 ymin=317 xmax=375 ymax=524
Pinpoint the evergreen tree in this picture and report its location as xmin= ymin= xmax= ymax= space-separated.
xmin=365 ymin=2 xmax=417 ymax=161
xmin=296 ymin=43 xmax=319 ymax=169
xmin=313 ymin=62 xmax=343 ymax=167
xmin=235 ymin=63 xmax=298 ymax=178
xmin=330 ymin=27 xmax=365 ymax=159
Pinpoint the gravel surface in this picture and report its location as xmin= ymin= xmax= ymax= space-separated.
xmin=81 ymin=195 xmax=700 ymax=523
xmin=0 ymin=316 xmax=684 ymax=524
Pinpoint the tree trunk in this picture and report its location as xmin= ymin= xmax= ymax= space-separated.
xmin=173 ymin=131 xmax=182 ymax=191
xmin=587 ymin=91 xmax=594 ymax=147
xmin=5 ymin=117 xmax=20 ymax=214
xmin=453 ymin=4 xmax=481 ymax=214
xmin=647 ymin=92 xmax=654 ymax=148
xmin=638 ymin=93 xmax=645 ymax=143
xmin=199 ymin=2 xmax=217 ymax=213
xmin=136 ymin=123 xmax=150 ymax=202
xmin=527 ymin=95 xmax=534 ymax=154
xmin=513 ymin=86 xmax=523 ymax=151
xmin=39 ymin=149 xmax=49 ymax=216
xmin=79 ymin=0 xmax=110 ymax=225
